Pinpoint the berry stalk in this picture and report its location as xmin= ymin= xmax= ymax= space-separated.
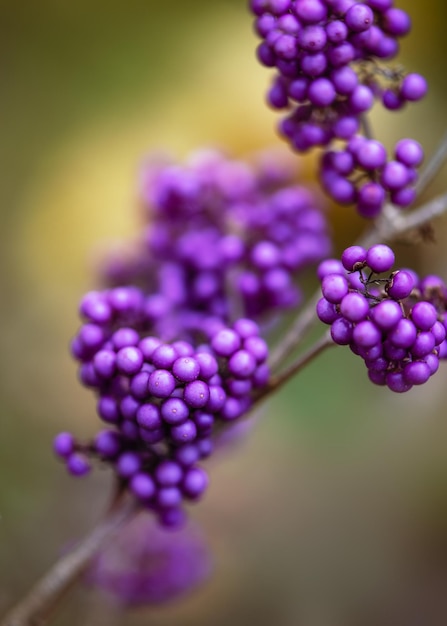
xmin=1 ymin=494 xmax=137 ymax=626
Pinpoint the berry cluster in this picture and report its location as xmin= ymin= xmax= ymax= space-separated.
xmin=317 ymin=244 xmax=447 ymax=392
xmin=320 ymin=136 xmax=423 ymax=217
xmin=53 ymin=149 xmax=334 ymax=527
xmin=250 ymin=0 xmax=427 ymax=216
xmin=100 ymin=149 xmax=330 ymax=331
xmin=57 ymin=317 xmax=268 ymax=525
xmin=87 ymin=515 xmax=212 ymax=606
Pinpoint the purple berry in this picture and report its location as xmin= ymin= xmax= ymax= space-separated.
xmin=352 ymin=320 xmax=382 ymax=348
xmin=341 ymin=246 xmax=367 ymax=272
xmin=366 ymin=245 xmax=395 ymax=273
xmin=387 ymin=270 xmax=415 ymax=300
xmin=182 ymin=467 xmax=209 ymax=499
xmin=322 ymin=274 xmax=349 ymax=304
xmin=340 ymin=292 xmax=369 ymax=322
xmin=67 ymin=453 xmax=91 ymax=477
xmin=130 ymin=473 xmax=156 ymax=500
xmin=183 ymin=381 xmax=210 ymax=408
xmin=403 ymin=361 xmax=431 ymax=385
xmin=400 ymin=73 xmax=427 ymax=101
xmin=53 ymin=432 xmax=75 ymax=459
xmin=345 ymin=4 xmax=374 ymax=32
xmin=148 ymin=370 xmax=176 ymax=399
xmin=411 ymin=301 xmax=437 ymax=331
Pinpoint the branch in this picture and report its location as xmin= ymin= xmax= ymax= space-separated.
xmin=359 ymin=190 xmax=447 ymax=248
xmin=261 ymin=331 xmax=333 ymax=402
xmin=416 ymin=130 xmax=447 ymax=196
xmin=269 ymin=290 xmax=321 ymax=371
xmin=270 ymin=190 xmax=447 ymax=373
xmin=1 ymin=496 xmax=138 ymax=626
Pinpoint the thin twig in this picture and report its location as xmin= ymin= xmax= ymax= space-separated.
xmin=416 ymin=130 xmax=447 ymax=196
xmin=1 ymin=496 xmax=138 ymax=626
xmin=359 ymin=191 xmax=447 ymax=249
xmin=260 ymin=331 xmax=333 ymax=402
xmin=269 ymin=290 xmax=321 ymax=371
xmin=383 ymin=191 xmax=447 ymax=239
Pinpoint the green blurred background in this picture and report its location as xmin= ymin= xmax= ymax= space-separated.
xmin=1 ymin=1 xmax=447 ymax=624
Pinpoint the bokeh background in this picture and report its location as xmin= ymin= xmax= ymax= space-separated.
xmin=1 ymin=1 xmax=447 ymax=624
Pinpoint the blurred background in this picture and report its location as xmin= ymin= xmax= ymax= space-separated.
xmin=1 ymin=1 xmax=447 ymax=624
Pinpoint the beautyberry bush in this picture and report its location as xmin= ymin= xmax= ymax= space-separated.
xmin=3 ymin=1 xmax=447 ymax=623
xmin=51 ymin=0 xmax=446 ymax=599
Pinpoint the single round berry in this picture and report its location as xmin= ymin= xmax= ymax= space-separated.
xmin=228 ymin=350 xmax=257 ymax=378
xmin=97 ymin=396 xmax=120 ymax=423
xmin=53 ymin=432 xmax=75 ymax=459
xmin=401 ymin=73 xmax=428 ymax=101
xmin=411 ymin=301 xmax=438 ymax=331
xmin=366 ymin=245 xmax=395 ymax=274
xmin=411 ymin=332 xmax=436 ymax=358
xmin=161 ymin=398 xmax=189 ymax=425
xmin=387 ymin=270 xmax=415 ymax=299
xmin=340 ymin=292 xmax=369 ymax=322
xmin=183 ymin=381 xmax=210 ymax=408
xmin=130 ymin=473 xmax=156 ymax=500
xmin=383 ymin=7 xmax=411 ymax=36
xmin=345 ymin=4 xmax=374 ymax=32
xmin=151 ymin=344 xmax=178 ymax=369
xmin=317 ymin=297 xmax=339 ymax=324
xmin=370 ymin=300 xmax=402 ymax=330
xmin=147 ymin=370 xmax=176 ymax=399
xmin=341 ymin=246 xmax=367 ymax=272
xmin=182 ymin=467 xmax=209 ymax=499
xmin=330 ymin=318 xmax=353 ymax=345
xmin=352 ymin=320 xmax=382 ymax=348
xmin=322 ymin=274 xmax=349 ymax=304
xmin=172 ymin=357 xmax=200 ymax=383
xmin=67 ymin=453 xmax=91 ymax=477
xmin=206 ymin=386 xmax=227 ymax=411
xmin=211 ymin=329 xmax=241 ymax=356
xmin=120 ymin=395 xmax=140 ymax=420
xmin=380 ymin=161 xmax=410 ymax=191
xmin=139 ymin=336 xmax=162 ymax=360
xmin=403 ymin=361 xmax=431 ymax=385
xmin=155 ymin=461 xmax=183 ymax=486
xmin=386 ymin=371 xmax=412 ymax=393
xmin=116 ymin=452 xmax=141 ymax=478
xmin=317 ymin=258 xmax=345 ymax=279
xmin=170 ymin=420 xmax=198 ymax=444
xmin=308 ymin=78 xmax=336 ymax=107
xmin=356 ymin=140 xmax=387 ymax=170
xmin=94 ymin=430 xmax=121 ymax=458
xmin=395 ymin=139 xmax=424 ymax=167
xmin=130 ymin=371 xmax=151 ymax=399
xmin=195 ymin=352 xmax=218 ymax=380
xmin=136 ymin=403 xmax=162 ymax=430
xmin=388 ymin=318 xmax=417 ymax=348
xmin=112 ymin=328 xmax=139 ymax=350
xmin=93 ymin=350 xmax=116 ymax=379
xmin=116 ymin=346 xmax=143 ymax=375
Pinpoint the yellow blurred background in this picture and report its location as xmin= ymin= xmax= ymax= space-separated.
xmin=1 ymin=1 xmax=447 ymax=624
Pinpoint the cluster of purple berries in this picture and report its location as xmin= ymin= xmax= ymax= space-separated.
xmin=56 ymin=316 xmax=269 ymax=525
xmin=87 ymin=515 xmax=212 ymax=606
xmin=320 ymin=136 xmax=423 ymax=217
xmin=101 ymin=149 xmax=330 ymax=331
xmin=251 ymin=0 xmax=427 ymax=216
xmin=54 ymin=150 xmax=332 ymax=526
xmin=317 ymin=244 xmax=447 ymax=392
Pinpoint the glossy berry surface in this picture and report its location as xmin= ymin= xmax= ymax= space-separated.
xmin=317 ymin=245 xmax=447 ymax=393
